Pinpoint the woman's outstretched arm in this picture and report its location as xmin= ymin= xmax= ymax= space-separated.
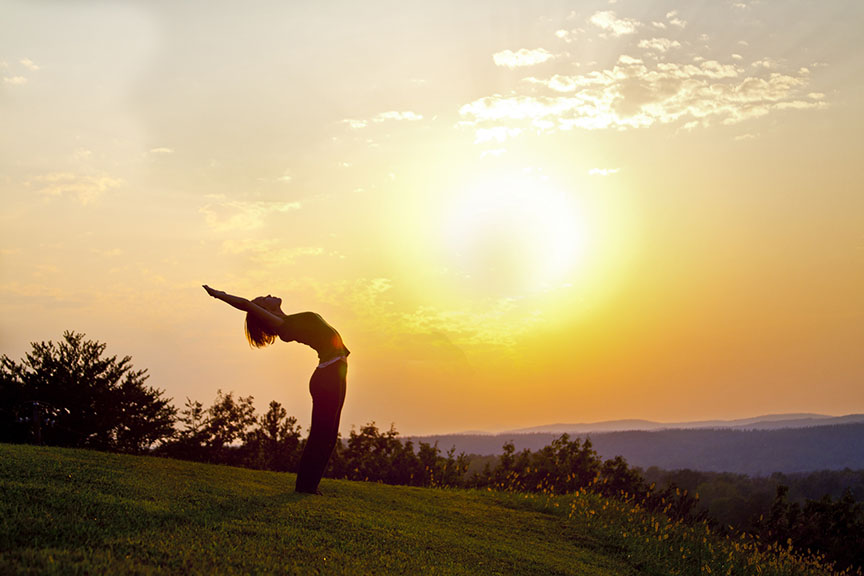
xmin=202 ymin=285 xmax=284 ymax=331
xmin=203 ymin=285 xmax=252 ymax=311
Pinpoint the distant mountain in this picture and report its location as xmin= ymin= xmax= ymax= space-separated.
xmin=411 ymin=418 xmax=864 ymax=475
xmin=504 ymin=413 xmax=864 ymax=434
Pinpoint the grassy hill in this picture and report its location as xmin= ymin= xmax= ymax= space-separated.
xmin=0 ymin=444 xmax=845 ymax=575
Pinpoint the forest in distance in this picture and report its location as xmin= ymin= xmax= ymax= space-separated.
xmin=410 ymin=423 xmax=864 ymax=476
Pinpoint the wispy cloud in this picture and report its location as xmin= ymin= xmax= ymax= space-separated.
xmin=342 ymin=110 xmax=423 ymax=130
xmin=589 ymin=11 xmax=640 ymax=36
xmin=493 ymin=48 xmax=555 ymax=69
xmin=29 ymin=172 xmax=124 ymax=205
xmin=589 ymin=168 xmax=620 ymax=176
xmin=344 ymin=119 xmax=368 ymax=129
xmin=374 ymin=111 xmax=423 ymax=121
xmin=2 ymin=58 xmax=40 ymax=85
xmin=19 ymin=58 xmax=40 ymax=71
xmin=666 ymin=10 xmax=687 ymax=28
xmin=639 ymin=38 xmax=681 ymax=53
xmin=343 ymin=110 xmax=423 ymax=129
xmin=149 ymin=147 xmax=174 ymax=155
xmin=460 ymin=52 xmax=826 ymax=139
xmin=255 ymin=170 xmax=293 ymax=184
xmin=199 ymin=199 xmax=301 ymax=232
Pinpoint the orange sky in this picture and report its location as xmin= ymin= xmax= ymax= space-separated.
xmin=2 ymin=1 xmax=863 ymax=434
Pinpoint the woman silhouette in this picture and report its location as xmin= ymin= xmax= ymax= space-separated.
xmin=203 ymin=285 xmax=349 ymax=495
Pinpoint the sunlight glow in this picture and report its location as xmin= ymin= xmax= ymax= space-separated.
xmin=440 ymin=173 xmax=590 ymax=297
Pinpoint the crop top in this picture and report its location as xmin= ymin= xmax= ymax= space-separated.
xmin=277 ymin=311 xmax=349 ymax=362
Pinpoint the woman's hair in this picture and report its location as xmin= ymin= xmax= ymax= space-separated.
xmin=245 ymin=297 xmax=277 ymax=348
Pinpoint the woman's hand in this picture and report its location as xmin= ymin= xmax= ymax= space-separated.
xmin=203 ymin=285 xmax=226 ymax=300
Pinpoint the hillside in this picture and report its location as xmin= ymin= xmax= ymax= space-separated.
xmin=413 ymin=422 xmax=864 ymax=475
xmin=0 ymin=444 xmax=633 ymax=575
xmin=0 ymin=444 xmax=843 ymax=575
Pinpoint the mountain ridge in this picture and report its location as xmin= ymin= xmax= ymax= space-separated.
xmin=497 ymin=412 xmax=864 ymax=434
xmin=410 ymin=416 xmax=864 ymax=475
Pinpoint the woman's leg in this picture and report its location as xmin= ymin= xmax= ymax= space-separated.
xmin=295 ymin=361 xmax=347 ymax=493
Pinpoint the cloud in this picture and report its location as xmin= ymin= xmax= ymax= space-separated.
xmin=149 ymin=147 xmax=175 ymax=155
xmin=2 ymin=58 xmax=40 ymax=85
xmin=255 ymin=170 xmax=293 ymax=184
xmin=666 ymin=10 xmax=687 ymax=28
xmin=752 ymin=58 xmax=780 ymax=70
xmin=589 ymin=168 xmax=620 ymax=176
xmin=459 ymin=55 xmax=826 ymax=138
xmin=199 ymin=199 xmax=301 ymax=232
xmin=639 ymin=38 xmax=681 ymax=53
xmin=29 ymin=172 xmax=124 ymax=205
xmin=374 ymin=111 xmax=423 ymax=121
xmin=344 ymin=119 xmax=368 ymax=129
xmin=589 ymin=11 xmax=640 ymax=36
xmin=343 ymin=110 xmax=423 ymax=129
xmin=19 ymin=58 xmax=40 ymax=71
xmin=493 ymin=48 xmax=555 ymax=69
xmin=474 ymin=126 xmax=522 ymax=144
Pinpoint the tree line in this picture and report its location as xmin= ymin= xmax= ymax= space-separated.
xmin=1 ymin=332 xmax=861 ymax=572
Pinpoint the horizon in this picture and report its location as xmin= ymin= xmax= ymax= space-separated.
xmin=413 ymin=411 xmax=864 ymax=437
xmin=2 ymin=1 xmax=863 ymax=437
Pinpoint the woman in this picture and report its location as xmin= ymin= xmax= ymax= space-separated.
xmin=203 ymin=285 xmax=349 ymax=495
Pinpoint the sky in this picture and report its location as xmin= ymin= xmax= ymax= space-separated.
xmin=2 ymin=0 xmax=863 ymax=435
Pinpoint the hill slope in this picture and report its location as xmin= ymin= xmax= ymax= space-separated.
xmin=0 ymin=445 xmax=843 ymax=575
xmin=0 ymin=444 xmax=630 ymax=575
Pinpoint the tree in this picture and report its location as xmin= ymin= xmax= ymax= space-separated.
xmin=156 ymin=398 xmax=208 ymax=461
xmin=245 ymin=401 xmax=302 ymax=471
xmin=204 ymin=390 xmax=257 ymax=464
xmin=0 ymin=331 xmax=175 ymax=452
xmin=0 ymin=356 xmax=29 ymax=443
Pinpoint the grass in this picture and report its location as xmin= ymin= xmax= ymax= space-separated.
xmin=0 ymin=444 xmax=630 ymax=575
xmin=0 ymin=444 xmax=849 ymax=575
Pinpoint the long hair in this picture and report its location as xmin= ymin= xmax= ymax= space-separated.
xmin=245 ymin=297 xmax=277 ymax=348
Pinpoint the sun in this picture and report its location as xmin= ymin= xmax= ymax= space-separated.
xmin=438 ymin=172 xmax=591 ymax=297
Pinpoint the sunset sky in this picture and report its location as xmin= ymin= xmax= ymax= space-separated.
xmin=2 ymin=0 xmax=863 ymax=435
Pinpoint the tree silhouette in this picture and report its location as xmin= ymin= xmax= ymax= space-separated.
xmin=245 ymin=400 xmax=302 ymax=471
xmin=205 ymin=390 xmax=256 ymax=451
xmin=0 ymin=331 xmax=175 ymax=452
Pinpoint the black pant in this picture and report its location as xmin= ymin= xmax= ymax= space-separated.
xmin=295 ymin=360 xmax=347 ymax=493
